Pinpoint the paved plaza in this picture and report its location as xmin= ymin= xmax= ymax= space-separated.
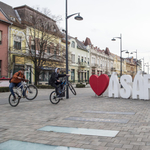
xmin=0 ymin=88 xmax=150 ymax=150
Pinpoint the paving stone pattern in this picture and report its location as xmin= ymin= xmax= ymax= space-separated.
xmin=0 ymin=88 xmax=150 ymax=150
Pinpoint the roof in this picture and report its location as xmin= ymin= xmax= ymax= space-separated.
xmin=0 ymin=8 xmax=11 ymax=24
xmin=14 ymin=5 xmax=55 ymax=23
xmin=84 ymin=37 xmax=92 ymax=46
xmin=0 ymin=1 xmax=19 ymax=22
xmin=68 ymin=35 xmax=87 ymax=51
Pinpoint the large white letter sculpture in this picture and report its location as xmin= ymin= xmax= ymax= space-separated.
xmin=108 ymin=72 xmax=120 ymax=98
xmin=143 ymin=74 xmax=150 ymax=100
xmin=108 ymin=71 xmax=150 ymax=100
xmin=132 ymin=71 xmax=144 ymax=99
xmin=120 ymin=75 xmax=132 ymax=99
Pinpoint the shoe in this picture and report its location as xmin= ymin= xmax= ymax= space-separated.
xmin=12 ymin=97 xmax=16 ymax=101
xmin=22 ymin=96 xmax=26 ymax=98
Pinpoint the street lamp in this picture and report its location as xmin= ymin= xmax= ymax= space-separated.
xmin=65 ymin=0 xmax=83 ymax=99
xmin=111 ymin=34 xmax=122 ymax=77
xmin=130 ymin=50 xmax=137 ymax=73
xmin=146 ymin=62 xmax=150 ymax=74
xmin=139 ymin=57 xmax=144 ymax=75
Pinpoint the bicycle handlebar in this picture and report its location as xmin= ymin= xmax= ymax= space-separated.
xmin=20 ymin=78 xmax=29 ymax=82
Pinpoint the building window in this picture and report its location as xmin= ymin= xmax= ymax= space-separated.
xmin=14 ymin=36 xmax=21 ymax=50
xmin=31 ymin=40 xmax=35 ymax=50
xmin=54 ymin=47 xmax=57 ymax=58
xmin=81 ymin=56 xmax=83 ymax=62
xmin=92 ymin=69 xmax=95 ymax=75
xmin=0 ymin=31 xmax=2 ymax=45
xmin=84 ymin=57 xmax=86 ymax=63
xmin=71 ymin=41 xmax=75 ymax=48
xmin=47 ymin=46 xmax=50 ymax=54
xmin=78 ymin=56 xmax=80 ymax=63
xmin=0 ymin=60 xmax=1 ymax=77
xmin=71 ymin=69 xmax=75 ymax=81
xmin=71 ymin=54 xmax=75 ymax=63
xmin=88 ymin=58 xmax=89 ymax=65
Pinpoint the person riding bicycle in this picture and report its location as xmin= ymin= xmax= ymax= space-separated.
xmin=49 ymin=68 xmax=70 ymax=96
xmin=9 ymin=67 xmax=27 ymax=100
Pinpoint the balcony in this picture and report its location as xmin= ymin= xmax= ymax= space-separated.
xmin=77 ymin=62 xmax=87 ymax=67
xmin=91 ymin=63 xmax=98 ymax=68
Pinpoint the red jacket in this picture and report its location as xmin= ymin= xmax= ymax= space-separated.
xmin=11 ymin=71 xmax=25 ymax=83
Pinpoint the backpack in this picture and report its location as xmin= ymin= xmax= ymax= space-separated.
xmin=9 ymin=72 xmax=23 ymax=83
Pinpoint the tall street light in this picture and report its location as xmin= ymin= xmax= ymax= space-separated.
xmin=130 ymin=50 xmax=137 ymax=73
xmin=121 ymin=50 xmax=129 ymax=74
xmin=146 ymin=62 xmax=150 ymax=74
xmin=139 ymin=57 xmax=144 ymax=75
xmin=111 ymin=34 xmax=122 ymax=77
xmin=65 ymin=0 xmax=83 ymax=99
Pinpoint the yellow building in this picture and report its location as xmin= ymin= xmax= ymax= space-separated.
xmin=3 ymin=3 xmax=66 ymax=84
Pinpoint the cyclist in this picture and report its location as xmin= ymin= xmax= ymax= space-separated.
xmin=9 ymin=67 xmax=27 ymax=100
xmin=49 ymin=68 xmax=70 ymax=96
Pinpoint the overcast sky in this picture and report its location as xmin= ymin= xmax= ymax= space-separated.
xmin=1 ymin=0 xmax=150 ymax=72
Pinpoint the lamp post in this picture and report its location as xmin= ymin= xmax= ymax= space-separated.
xmin=65 ymin=0 xmax=83 ymax=99
xmin=111 ymin=34 xmax=122 ymax=77
xmin=139 ymin=57 xmax=144 ymax=75
xmin=121 ymin=50 xmax=129 ymax=74
xmin=146 ymin=62 xmax=150 ymax=74
xmin=130 ymin=50 xmax=137 ymax=73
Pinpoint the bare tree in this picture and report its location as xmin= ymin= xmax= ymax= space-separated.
xmin=9 ymin=7 xmax=67 ymax=85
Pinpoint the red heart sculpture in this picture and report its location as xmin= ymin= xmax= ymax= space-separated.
xmin=89 ymin=74 xmax=109 ymax=96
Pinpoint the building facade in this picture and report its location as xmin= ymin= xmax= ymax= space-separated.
xmin=0 ymin=3 xmax=12 ymax=77
xmin=84 ymin=37 xmax=114 ymax=77
xmin=69 ymin=37 xmax=90 ymax=83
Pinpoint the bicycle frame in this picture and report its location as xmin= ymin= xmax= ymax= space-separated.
xmin=13 ymin=81 xmax=27 ymax=97
xmin=57 ymin=77 xmax=69 ymax=95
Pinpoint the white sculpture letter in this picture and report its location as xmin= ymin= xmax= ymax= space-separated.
xmin=143 ymin=74 xmax=150 ymax=100
xmin=108 ymin=72 xmax=120 ymax=98
xmin=120 ymin=75 xmax=132 ymax=99
xmin=132 ymin=71 xmax=144 ymax=99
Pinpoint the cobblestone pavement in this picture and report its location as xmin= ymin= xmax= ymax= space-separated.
xmin=0 ymin=88 xmax=150 ymax=150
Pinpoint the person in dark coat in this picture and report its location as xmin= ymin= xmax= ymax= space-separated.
xmin=49 ymin=68 xmax=70 ymax=96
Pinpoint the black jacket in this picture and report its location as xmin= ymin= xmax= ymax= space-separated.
xmin=49 ymin=72 xmax=66 ymax=85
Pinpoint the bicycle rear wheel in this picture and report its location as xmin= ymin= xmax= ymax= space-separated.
xmin=68 ymin=83 xmax=76 ymax=95
xmin=25 ymin=85 xmax=38 ymax=100
xmin=8 ymin=92 xmax=20 ymax=107
xmin=49 ymin=91 xmax=60 ymax=104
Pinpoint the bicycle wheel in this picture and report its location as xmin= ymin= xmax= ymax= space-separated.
xmin=25 ymin=85 xmax=38 ymax=100
xmin=8 ymin=92 xmax=20 ymax=107
xmin=68 ymin=83 xmax=76 ymax=95
xmin=49 ymin=91 xmax=60 ymax=104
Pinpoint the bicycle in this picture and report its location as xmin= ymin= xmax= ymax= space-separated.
xmin=49 ymin=77 xmax=76 ymax=104
xmin=8 ymin=79 xmax=38 ymax=107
